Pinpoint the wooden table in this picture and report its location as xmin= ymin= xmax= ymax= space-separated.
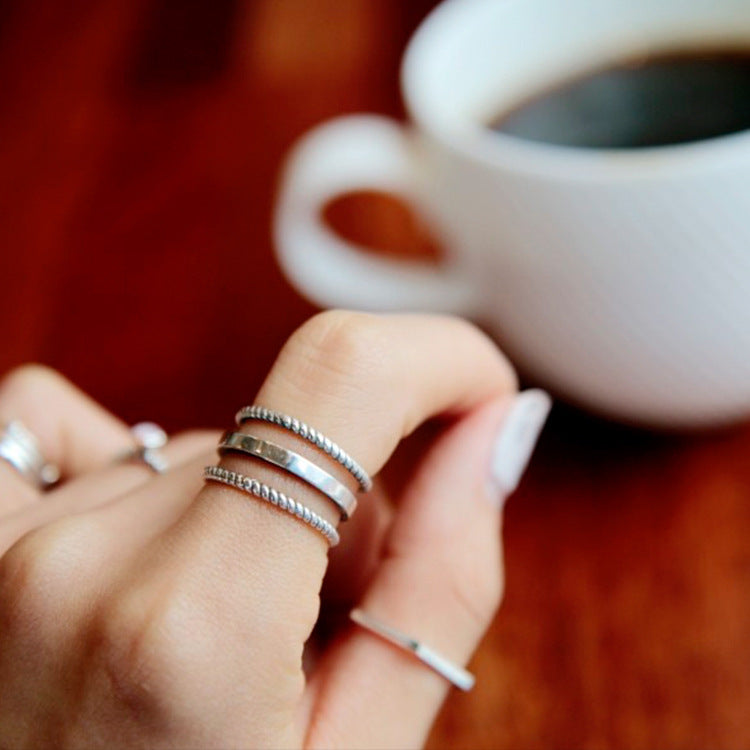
xmin=1 ymin=1 xmax=748 ymax=747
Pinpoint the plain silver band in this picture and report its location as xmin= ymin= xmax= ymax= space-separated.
xmin=350 ymin=609 xmax=475 ymax=692
xmin=235 ymin=405 xmax=372 ymax=492
xmin=0 ymin=421 xmax=60 ymax=489
xmin=204 ymin=465 xmax=339 ymax=547
xmin=219 ymin=431 xmax=357 ymax=520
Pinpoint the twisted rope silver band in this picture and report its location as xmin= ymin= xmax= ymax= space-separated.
xmin=204 ymin=465 xmax=339 ymax=547
xmin=219 ymin=432 xmax=357 ymax=520
xmin=235 ymin=405 xmax=372 ymax=492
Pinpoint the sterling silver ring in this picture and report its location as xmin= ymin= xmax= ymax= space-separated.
xmin=219 ymin=431 xmax=357 ymax=520
xmin=350 ymin=609 xmax=475 ymax=692
xmin=0 ymin=420 xmax=60 ymax=489
xmin=120 ymin=422 xmax=169 ymax=474
xmin=235 ymin=405 xmax=372 ymax=492
xmin=204 ymin=465 xmax=339 ymax=547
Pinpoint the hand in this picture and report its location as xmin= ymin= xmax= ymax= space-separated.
xmin=0 ymin=311 xmax=549 ymax=749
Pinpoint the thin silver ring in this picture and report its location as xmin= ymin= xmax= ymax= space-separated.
xmin=350 ymin=609 xmax=475 ymax=691
xmin=0 ymin=421 xmax=60 ymax=489
xmin=125 ymin=446 xmax=169 ymax=474
xmin=204 ymin=465 xmax=339 ymax=546
xmin=119 ymin=422 xmax=169 ymax=474
xmin=219 ymin=431 xmax=357 ymax=520
xmin=235 ymin=405 xmax=372 ymax=492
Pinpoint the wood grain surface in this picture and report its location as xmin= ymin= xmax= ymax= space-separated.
xmin=1 ymin=1 xmax=749 ymax=748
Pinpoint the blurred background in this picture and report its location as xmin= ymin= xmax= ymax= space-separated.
xmin=1 ymin=1 xmax=749 ymax=748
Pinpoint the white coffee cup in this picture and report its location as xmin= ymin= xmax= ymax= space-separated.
xmin=274 ymin=0 xmax=750 ymax=428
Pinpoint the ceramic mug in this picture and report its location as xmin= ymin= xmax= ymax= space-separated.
xmin=274 ymin=0 xmax=750 ymax=428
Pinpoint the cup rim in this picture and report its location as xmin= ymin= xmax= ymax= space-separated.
xmin=400 ymin=0 xmax=750 ymax=182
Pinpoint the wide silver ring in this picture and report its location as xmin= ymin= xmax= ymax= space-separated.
xmin=219 ymin=431 xmax=357 ymax=520
xmin=350 ymin=609 xmax=475 ymax=692
xmin=0 ymin=420 xmax=60 ymax=489
xmin=120 ymin=422 xmax=169 ymax=474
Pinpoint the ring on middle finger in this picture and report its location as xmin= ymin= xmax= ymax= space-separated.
xmin=119 ymin=421 xmax=170 ymax=474
xmin=219 ymin=431 xmax=358 ymax=520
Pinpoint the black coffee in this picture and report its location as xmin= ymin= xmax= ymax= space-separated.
xmin=489 ymin=49 xmax=750 ymax=149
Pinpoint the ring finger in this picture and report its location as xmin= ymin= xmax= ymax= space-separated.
xmin=0 ymin=365 xmax=134 ymax=513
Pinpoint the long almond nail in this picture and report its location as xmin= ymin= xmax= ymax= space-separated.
xmin=489 ymin=389 xmax=551 ymax=504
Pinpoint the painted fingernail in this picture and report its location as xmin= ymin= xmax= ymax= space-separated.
xmin=489 ymin=389 xmax=551 ymax=503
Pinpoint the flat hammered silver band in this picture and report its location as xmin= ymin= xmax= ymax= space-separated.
xmin=204 ymin=465 xmax=339 ymax=547
xmin=219 ymin=431 xmax=357 ymax=520
xmin=235 ymin=405 xmax=372 ymax=492
xmin=350 ymin=609 xmax=475 ymax=692
xmin=0 ymin=421 xmax=60 ymax=489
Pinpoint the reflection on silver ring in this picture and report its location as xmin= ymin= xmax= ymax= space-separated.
xmin=219 ymin=431 xmax=357 ymax=520
xmin=350 ymin=609 xmax=475 ymax=691
xmin=0 ymin=420 xmax=60 ymax=489
xmin=235 ymin=405 xmax=372 ymax=492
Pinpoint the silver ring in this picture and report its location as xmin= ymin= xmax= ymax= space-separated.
xmin=120 ymin=422 xmax=169 ymax=474
xmin=0 ymin=420 xmax=60 ymax=489
xmin=204 ymin=465 xmax=339 ymax=546
xmin=219 ymin=431 xmax=357 ymax=520
xmin=235 ymin=405 xmax=372 ymax=492
xmin=349 ymin=609 xmax=475 ymax=692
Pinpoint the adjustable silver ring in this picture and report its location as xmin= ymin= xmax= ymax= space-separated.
xmin=204 ymin=465 xmax=339 ymax=547
xmin=219 ymin=431 xmax=357 ymax=520
xmin=235 ymin=405 xmax=372 ymax=492
xmin=0 ymin=420 xmax=60 ymax=489
xmin=350 ymin=609 xmax=475 ymax=692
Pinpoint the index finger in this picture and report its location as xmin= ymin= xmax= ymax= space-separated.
xmin=128 ymin=312 xmax=516 ymax=732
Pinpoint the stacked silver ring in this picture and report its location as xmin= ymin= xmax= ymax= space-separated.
xmin=0 ymin=420 xmax=60 ymax=489
xmin=204 ymin=465 xmax=339 ymax=546
xmin=235 ymin=405 xmax=372 ymax=492
xmin=207 ymin=404 xmax=371 ymax=545
xmin=218 ymin=432 xmax=357 ymax=520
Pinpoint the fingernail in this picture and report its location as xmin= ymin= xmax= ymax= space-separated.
xmin=489 ymin=389 xmax=551 ymax=504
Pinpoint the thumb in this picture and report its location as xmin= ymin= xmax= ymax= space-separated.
xmin=304 ymin=389 xmax=551 ymax=750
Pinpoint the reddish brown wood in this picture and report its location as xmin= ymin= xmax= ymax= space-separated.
xmin=1 ymin=1 xmax=749 ymax=748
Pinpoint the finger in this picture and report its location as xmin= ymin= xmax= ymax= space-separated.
xmin=0 ymin=432 xmax=219 ymax=555
xmin=321 ymin=480 xmax=393 ymax=608
xmin=0 ymin=366 xmax=133 ymax=512
xmin=304 ymin=391 xmax=551 ymax=750
xmin=112 ymin=312 xmax=516 ymax=743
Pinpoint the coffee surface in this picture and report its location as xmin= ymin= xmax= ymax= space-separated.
xmin=489 ymin=49 xmax=750 ymax=148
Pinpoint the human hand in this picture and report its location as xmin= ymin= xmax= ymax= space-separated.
xmin=0 ymin=311 xmax=550 ymax=749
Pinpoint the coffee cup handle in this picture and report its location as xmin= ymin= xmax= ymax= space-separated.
xmin=274 ymin=115 xmax=476 ymax=314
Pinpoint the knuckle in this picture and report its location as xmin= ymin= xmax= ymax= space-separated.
xmin=434 ymin=546 xmax=504 ymax=633
xmin=90 ymin=590 xmax=192 ymax=715
xmin=283 ymin=310 xmax=391 ymax=392
xmin=451 ymin=557 xmax=504 ymax=630
xmin=0 ymin=519 xmax=94 ymax=635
